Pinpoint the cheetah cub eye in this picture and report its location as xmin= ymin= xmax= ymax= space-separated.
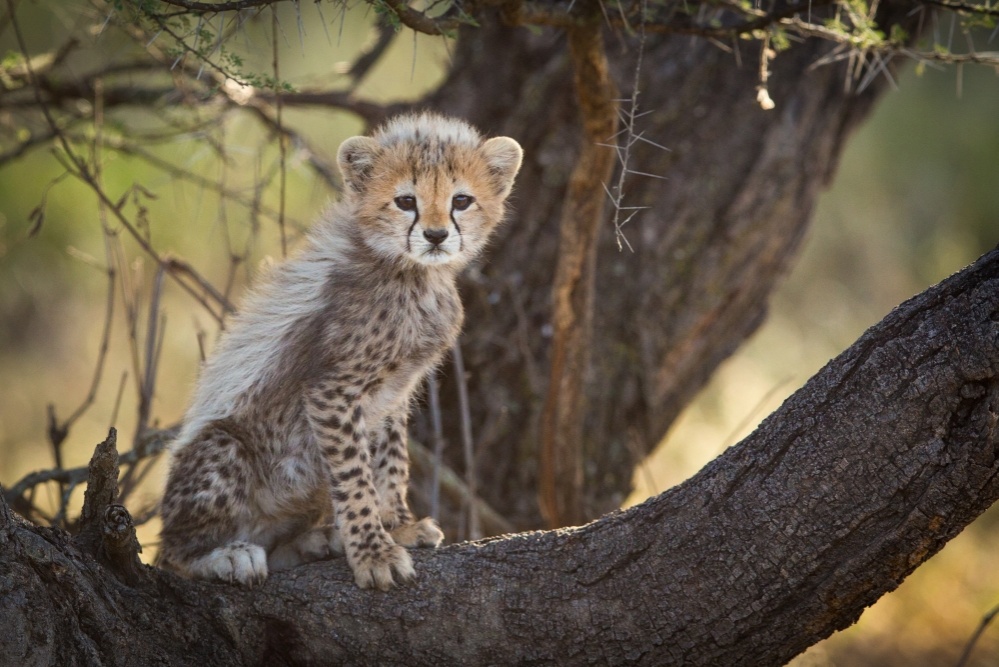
xmin=452 ymin=194 xmax=474 ymax=211
xmin=395 ymin=195 xmax=417 ymax=212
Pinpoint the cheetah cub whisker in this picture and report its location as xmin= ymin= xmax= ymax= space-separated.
xmin=159 ymin=113 xmax=523 ymax=590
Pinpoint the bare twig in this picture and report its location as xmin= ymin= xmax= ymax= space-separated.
xmin=4 ymin=427 xmax=179 ymax=512
xmin=347 ymin=20 xmax=397 ymax=89
xmin=955 ymin=602 xmax=999 ymax=667
xmin=408 ymin=439 xmax=515 ymax=537
xmin=606 ymin=0 xmax=649 ymax=253
xmin=271 ymin=5 xmax=288 ymax=258
xmin=451 ymin=342 xmax=480 ymax=540
xmin=137 ymin=266 xmax=166 ymax=438
xmin=426 ymin=371 xmax=447 ymax=523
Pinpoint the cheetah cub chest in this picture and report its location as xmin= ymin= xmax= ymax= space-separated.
xmin=159 ymin=113 xmax=523 ymax=589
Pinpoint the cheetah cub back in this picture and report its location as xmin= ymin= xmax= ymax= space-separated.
xmin=159 ymin=113 xmax=522 ymax=590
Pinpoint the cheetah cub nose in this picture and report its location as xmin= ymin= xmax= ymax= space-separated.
xmin=423 ymin=228 xmax=449 ymax=245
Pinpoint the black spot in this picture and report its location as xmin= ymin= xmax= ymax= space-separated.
xmin=360 ymin=507 xmax=371 ymax=517
xmin=338 ymin=467 xmax=363 ymax=481
xmin=320 ymin=414 xmax=342 ymax=430
xmin=342 ymin=445 xmax=359 ymax=459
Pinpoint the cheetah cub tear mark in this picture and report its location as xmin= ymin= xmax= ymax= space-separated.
xmin=158 ymin=113 xmax=522 ymax=589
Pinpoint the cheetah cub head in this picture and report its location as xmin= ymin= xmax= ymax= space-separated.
xmin=337 ymin=113 xmax=523 ymax=269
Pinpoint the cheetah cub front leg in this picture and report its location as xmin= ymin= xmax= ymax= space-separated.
xmin=372 ymin=415 xmax=444 ymax=549
xmin=307 ymin=386 xmax=440 ymax=590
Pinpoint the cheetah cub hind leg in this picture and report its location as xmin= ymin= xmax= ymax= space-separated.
xmin=268 ymin=525 xmax=336 ymax=572
xmin=391 ymin=517 xmax=444 ymax=549
xmin=186 ymin=541 xmax=268 ymax=587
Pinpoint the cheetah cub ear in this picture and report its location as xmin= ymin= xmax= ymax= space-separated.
xmin=337 ymin=136 xmax=381 ymax=195
xmin=481 ymin=136 xmax=523 ymax=199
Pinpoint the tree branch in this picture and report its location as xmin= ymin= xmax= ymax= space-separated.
xmin=538 ymin=16 xmax=619 ymax=528
xmin=3 ymin=247 xmax=997 ymax=664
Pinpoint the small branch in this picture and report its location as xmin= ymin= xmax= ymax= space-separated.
xmin=426 ymin=371 xmax=446 ymax=523
xmin=4 ymin=426 xmax=178 ymax=511
xmin=271 ymin=5 xmax=288 ymax=258
xmin=256 ymin=89 xmax=396 ymax=127
xmin=922 ymin=0 xmax=999 ymax=16
xmin=955 ymin=602 xmax=999 ymax=667
xmin=409 ymin=440 xmax=515 ymax=537
xmin=452 ymin=342 xmax=480 ymax=540
xmin=150 ymin=0 xmax=279 ymax=13
xmin=346 ymin=20 xmax=397 ymax=88
xmin=381 ymin=0 xmax=463 ymax=36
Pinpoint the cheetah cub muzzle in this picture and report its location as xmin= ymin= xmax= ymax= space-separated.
xmin=159 ymin=113 xmax=523 ymax=590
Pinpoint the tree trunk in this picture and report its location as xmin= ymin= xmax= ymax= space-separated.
xmin=4 ymin=246 xmax=996 ymax=666
xmin=414 ymin=10 xmax=917 ymax=527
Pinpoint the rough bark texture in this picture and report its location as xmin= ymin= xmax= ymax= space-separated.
xmin=411 ymin=13 xmax=916 ymax=527
xmin=3 ymin=247 xmax=996 ymax=666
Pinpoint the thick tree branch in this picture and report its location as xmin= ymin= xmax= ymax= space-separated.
xmin=3 ymin=247 xmax=996 ymax=665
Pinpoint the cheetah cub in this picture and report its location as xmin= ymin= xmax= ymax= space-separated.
xmin=159 ymin=113 xmax=522 ymax=590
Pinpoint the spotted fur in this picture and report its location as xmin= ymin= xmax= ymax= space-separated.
xmin=159 ymin=113 xmax=523 ymax=589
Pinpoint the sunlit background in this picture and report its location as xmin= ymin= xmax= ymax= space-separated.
xmin=1 ymin=5 xmax=997 ymax=664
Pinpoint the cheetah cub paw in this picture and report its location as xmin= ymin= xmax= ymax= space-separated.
xmin=350 ymin=539 xmax=415 ymax=591
xmin=188 ymin=541 xmax=268 ymax=587
xmin=268 ymin=526 xmax=335 ymax=571
xmin=391 ymin=517 xmax=444 ymax=549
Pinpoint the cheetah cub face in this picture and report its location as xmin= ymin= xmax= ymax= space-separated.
xmin=337 ymin=114 xmax=523 ymax=269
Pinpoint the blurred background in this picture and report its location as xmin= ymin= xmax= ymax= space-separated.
xmin=1 ymin=4 xmax=997 ymax=664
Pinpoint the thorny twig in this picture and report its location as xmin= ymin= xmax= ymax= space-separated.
xmin=604 ymin=0 xmax=653 ymax=253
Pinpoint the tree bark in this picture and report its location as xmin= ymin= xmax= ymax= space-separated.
xmin=4 ymin=246 xmax=996 ymax=666
xmin=412 ymin=7 xmax=922 ymax=527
